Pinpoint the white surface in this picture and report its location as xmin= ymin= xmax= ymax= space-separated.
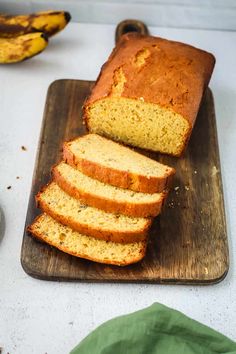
xmin=1 ymin=0 xmax=236 ymax=31
xmin=0 ymin=22 xmax=236 ymax=354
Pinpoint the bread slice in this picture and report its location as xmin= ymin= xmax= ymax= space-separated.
xmin=53 ymin=162 xmax=166 ymax=218
xmin=36 ymin=182 xmax=151 ymax=243
xmin=28 ymin=214 xmax=147 ymax=266
xmin=63 ymin=134 xmax=175 ymax=193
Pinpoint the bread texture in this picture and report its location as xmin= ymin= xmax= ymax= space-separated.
xmin=28 ymin=214 xmax=147 ymax=266
xmin=84 ymin=33 xmax=215 ymax=156
xmin=63 ymin=134 xmax=175 ymax=193
xmin=36 ymin=181 xmax=151 ymax=243
xmin=53 ymin=161 xmax=166 ymax=218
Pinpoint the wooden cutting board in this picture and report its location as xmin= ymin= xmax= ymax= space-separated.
xmin=21 ymin=79 xmax=229 ymax=284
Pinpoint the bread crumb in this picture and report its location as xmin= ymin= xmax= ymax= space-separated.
xmin=182 ymin=241 xmax=191 ymax=248
xmin=7 ymin=186 xmax=11 ymax=190
xmin=212 ymin=166 xmax=218 ymax=176
xmin=21 ymin=145 xmax=27 ymax=151
xmin=139 ymin=97 xmax=144 ymax=101
xmin=16 ymin=176 xmax=20 ymax=179
xmin=185 ymin=186 xmax=189 ymax=191
xmin=174 ymin=186 xmax=179 ymax=191
xmin=194 ymin=170 xmax=197 ymax=174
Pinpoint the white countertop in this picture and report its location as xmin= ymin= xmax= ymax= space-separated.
xmin=0 ymin=22 xmax=236 ymax=354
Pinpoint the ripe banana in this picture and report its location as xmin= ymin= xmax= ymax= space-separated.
xmin=0 ymin=10 xmax=71 ymax=38
xmin=0 ymin=32 xmax=48 ymax=64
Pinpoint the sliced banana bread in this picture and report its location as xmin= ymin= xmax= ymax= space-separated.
xmin=63 ymin=134 xmax=175 ymax=193
xmin=36 ymin=182 xmax=151 ymax=243
xmin=53 ymin=162 xmax=166 ymax=218
xmin=28 ymin=214 xmax=147 ymax=266
xmin=83 ymin=34 xmax=215 ymax=156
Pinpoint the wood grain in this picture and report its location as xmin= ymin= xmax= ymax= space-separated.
xmin=21 ymin=79 xmax=229 ymax=284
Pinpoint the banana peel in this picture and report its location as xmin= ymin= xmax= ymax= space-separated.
xmin=0 ymin=32 xmax=48 ymax=63
xmin=0 ymin=10 xmax=71 ymax=38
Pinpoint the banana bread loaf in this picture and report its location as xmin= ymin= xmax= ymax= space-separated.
xmin=84 ymin=33 xmax=215 ymax=156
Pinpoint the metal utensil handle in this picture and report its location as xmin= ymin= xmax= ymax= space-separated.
xmin=115 ymin=19 xmax=149 ymax=44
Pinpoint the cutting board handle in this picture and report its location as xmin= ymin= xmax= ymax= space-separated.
xmin=115 ymin=19 xmax=149 ymax=43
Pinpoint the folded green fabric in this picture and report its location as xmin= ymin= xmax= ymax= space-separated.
xmin=70 ymin=303 xmax=236 ymax=354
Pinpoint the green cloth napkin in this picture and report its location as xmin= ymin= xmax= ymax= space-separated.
xmin=70 ymin=303 xmax=236 ymax=354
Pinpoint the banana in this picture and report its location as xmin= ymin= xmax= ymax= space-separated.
xmin=0 ymin=32 xmax=48 ymax=64
xmin=0 ymin=10 xmax=71 ymax=38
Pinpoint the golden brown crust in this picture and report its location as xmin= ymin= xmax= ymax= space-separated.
xmin=53 ymin=163 xmax=166 ymax=218
xmin=28 ymin=215 xmax=146 ymax=266
xmin=63 ymin=138 xmax=175 ymax=193
xmin=36 ymin=181 xmax=151 ymax=243
xmin=84 ymin=32 xmax=215 ymax=130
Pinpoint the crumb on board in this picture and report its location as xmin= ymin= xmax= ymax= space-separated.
xmin=194 ymin=170 xmax=197 ymax=174
xmin=182 ymin=240 xmax=191 ymax=248
xmin=185 ymin=186 xmax=190 ymax=191
xmin=174 ymin=186 xmax=179 ymax=191
xmin=21 ymin=145 xmax=27 ymax=151
xmin=16 ymin=176 xmax=20 ymax=179
xmin=7 ymin=186 xmax=12 ymax=190
xmin=211 ymin=165 xmax=219 ymax=176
